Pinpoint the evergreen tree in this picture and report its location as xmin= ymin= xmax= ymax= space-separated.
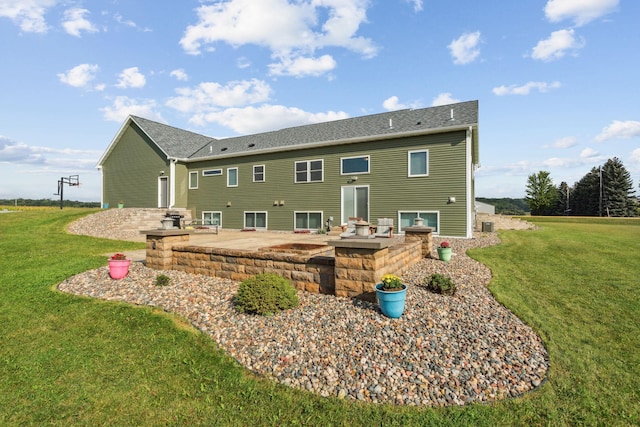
xmin=571 ymin=167 xmax=600 ymax=216
xmin=555 ymin=181 xmax=572 ymax=216
xmin=525 ymin=171 xmax=558 ymax=215
xmin=601 ymin=157 xmax=637 ymax=217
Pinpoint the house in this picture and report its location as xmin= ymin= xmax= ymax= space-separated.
xmin=97 ymin=100 xmax=479 ymax=237
xmin=475 ymin=200 xmax=495 ymax=215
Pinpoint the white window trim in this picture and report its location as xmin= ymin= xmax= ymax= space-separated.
xmin=294 ymin=211 xmax=323 ymax=231
xmin=408 ymin=149 xmax=429 ymax=177
xmin=202 ymin=169 xmax=222 ymax=177
xmin=201 ymin=211 xmax=222 ymax=227
xmin=294 ymin=159 xmax=324 ymax=183
xmin=340 ymin=155 xmax=370 ymax=175
xmin=397 ymin=210 xmax=439 ymax=234
xmin=188 ymin=171 xmax=198 ymax=189
xmin=244 ymin=211 xmax=268 ymax=229
xmin=253 ymin=164 xmax=265 ymax=182
xmin=227 ymin=167 xmax=238 ymax=187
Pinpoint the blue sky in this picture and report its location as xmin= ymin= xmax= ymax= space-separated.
xmin=1 ymin=0 xmax=638 ymax=202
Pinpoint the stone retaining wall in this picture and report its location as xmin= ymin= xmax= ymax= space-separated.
xmin=144 ymin=230 xmax=429 ymax=298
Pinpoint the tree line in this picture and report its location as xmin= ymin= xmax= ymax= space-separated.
xmin=525 ymin=157 xmax=638 ymax=217
xmin=0 ymin=199 xmax=100 ymax=208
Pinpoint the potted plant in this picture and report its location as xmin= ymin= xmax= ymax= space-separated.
xmin=117 ymin=200 xmax=124 ymax=208
xmin=108 ymin=253 xmax=130 ymax=279
xmin=425 ymin=273 xmax=457 ymax=295
xmin=437 ymin=241 xmax=452 ymax=262
xmin=375 ymin=274 xmax=407 ymax=318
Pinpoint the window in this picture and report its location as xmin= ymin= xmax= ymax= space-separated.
xmin=398 ymin=211 xmax=439 ymax=233
xmin=253 ymin=165 xmax=265 ymax=182
xmin=408 ymin=150 xmax=429 ymax=177
xmin=295 ymin=212 xmax=322 ymax=230
xmin=295 ymin=159 xmax=323 ymax=183
xmin=244 ymin=211 xmax=267 ymax=229
xmin=202 ymin=211 xmax=222 ymax=226
xmin=189 ymin=171 xmax=198 ymax=189
xmin=341 ymin=155 xmax=369 ymax=175
xmin=227 ymin=167 xmax=238 ymax=187
xmin=203 ymin=169 xmax=222 ymax=176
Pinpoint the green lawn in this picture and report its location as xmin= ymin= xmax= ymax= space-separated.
xmin=0 ymin=209 xmax=638 ymax=426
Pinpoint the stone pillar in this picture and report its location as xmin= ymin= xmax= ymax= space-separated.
xmin=404 ymin=226 xmax=434 ymax=258
xmin=329 ymin=239 xmax=393 ymax=300
xmin=144 ymin=230 xmax=190 ymax=270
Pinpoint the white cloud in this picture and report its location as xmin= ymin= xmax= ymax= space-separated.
xmin=269 ymin=54 xmax=337 ymax=77
xmin=179 ymin=0 xmax=376 ymax=77
xmin=382 ymin=96 xmax=406 ymax=111
xmin=170 ymin=69 xmax=189 ymax=81
xmin=101 ymin=96 xmax=164 ymax=122
xmin=544 ymin=0 xmax=619 ymax=26
xmin=431 ymin=93 xmax=460 ymax=107
xmin=62 ymin=7 xmax=98 ymax=37
xmin=580 ymin=147 xmax=599 ymax=158
xmin=492 ymin=81 xmax=561 ymax=96
xmin=406 ymin=0 xmax=423 ymax=12
xmin=57 ymin=63 xmax=101 ymax=89
xmin=531 ymin=29 xmax=584 ymax=61
xmin=448 ymin=31 xmax=481 ymax=65
xmin=0 ymin=135 xmax=100 ymax=168
xmin=630 ymin=148 xmax=640 ymax=163
xmin=382 ymin=96 xmax=423 ymax=111
xmin=193 ymin=104 xmax=349 ymax=134
xmin=237 ymin=57 xmax=251 ymax=69
xmin=0 ymin=0 xmax=56 ymax=33
xmin=551 ymin=136 xmax=577 ymax=148
xmin=595 ymin=120 xmax=640 ymax=142
xmin=116 ymin=67 xmax=146 ymax=89
xmin=166 ymin=79 xmax=272 ymax=114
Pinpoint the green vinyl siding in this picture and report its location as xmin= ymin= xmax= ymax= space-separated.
xmin=102 ymin=124 xmax=169 ymax=208
xmin=187 ymin=130 xmax=469 ymax=236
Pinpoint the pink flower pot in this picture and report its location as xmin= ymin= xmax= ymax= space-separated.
xmin=108 ymin=259 xmax=131 ymax=279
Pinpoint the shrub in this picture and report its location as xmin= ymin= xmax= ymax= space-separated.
xmin=234 ymin=273 xmax=299 ymax=316
xmin=425 ymin=273 xmax=457 ymax=295
xmin=155 ymin=274 xmax=171 ymax=287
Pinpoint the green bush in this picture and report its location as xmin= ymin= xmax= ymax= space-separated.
xmin=154 ymin=274 xmax=171 ymax=287
xmin=234 ymin=273 xmax=299 ymax=316
xmin=425 ymin=273 xmax=457 ymax=295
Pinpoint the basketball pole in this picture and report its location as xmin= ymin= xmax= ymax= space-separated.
xmin=54 ymin=175 xmax=80 ymax=209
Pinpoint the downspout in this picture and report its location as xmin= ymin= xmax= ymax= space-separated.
xmin=169 ymin=159 xmax=176 ymax=209
xmin=97 ymin=165 xmax=103 ymax=208
xmin=465 ymin=126 xmax=473 ymax=238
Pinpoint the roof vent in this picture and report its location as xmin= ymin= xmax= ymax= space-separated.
xmin=221 ymin=147 xmax=228 ymax=151
xmin=416 ymin=121 xmax=422 ymax=125
xmin=450 ymin=108 xmax=455 ymax=121
xmin=248 ymin=143 xmax=255 ymax=148
xmin=389 ymin=118 xmax=393 ymax=129
xmin=209 ymin=145 xmax=213 ymax=153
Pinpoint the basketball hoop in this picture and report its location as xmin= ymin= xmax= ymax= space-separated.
xmin=54 ymin=175 xmax=80 ymax=209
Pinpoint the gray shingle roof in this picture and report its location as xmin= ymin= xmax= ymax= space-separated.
xmin=131 ymin=100 xmax=477 ymax=161
xmin=129 ymin=116 xmax=216 ymax=158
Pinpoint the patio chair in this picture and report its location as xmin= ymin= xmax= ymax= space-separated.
xmin=374 ymin=218 xmax=394 ymax=237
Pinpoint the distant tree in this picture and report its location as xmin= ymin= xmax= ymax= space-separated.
xmin=525 ymin=171 xmax=558 ymax=215
xmin=601 ymin=157 xmax=637 ymax=217
xmin=554 ymin=181 xmax=572 ymax=216
xmin=571 ymin=167 xmax=600 ymax=216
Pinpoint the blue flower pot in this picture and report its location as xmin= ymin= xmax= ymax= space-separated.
xmin=375 ymin=283 xmax=407 ymax=318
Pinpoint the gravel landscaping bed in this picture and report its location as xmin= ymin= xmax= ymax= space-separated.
xmin=58 ymin=232 xmax=548 ymax=407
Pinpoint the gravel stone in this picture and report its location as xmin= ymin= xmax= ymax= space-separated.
xmin=59 ymin=212 xmax=548 ymax=407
